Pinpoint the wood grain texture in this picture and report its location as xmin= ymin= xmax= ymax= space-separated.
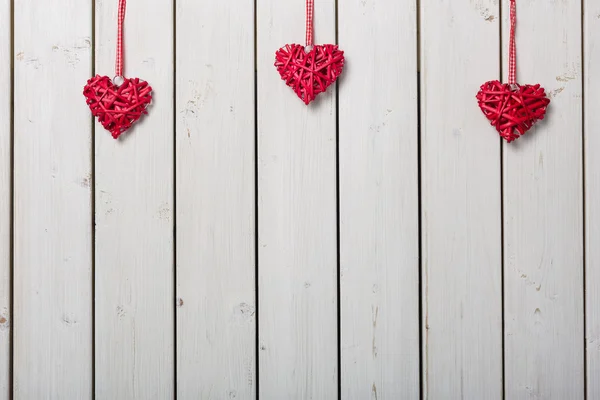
xmin=338 ymin=0 xmax=420 ymax=398
xmin=257 ymin=0 xmax=338 ymax=397
xmin=13 ymin=0 xmax=93 ymax=397
xmin=0 ymin=0 xmax=10 ymax=397
xmin=502 ymin=0 xmax=584 ymax=398
xmin=585 ymin=1 xmax=600 ymax=397
xmin=420 ymin=0 xmax=503 ymax=398
xmin=94 ymin=0 xmax=174 ymax=397
xmin=175 ymin=0 xmax=256 ymax=398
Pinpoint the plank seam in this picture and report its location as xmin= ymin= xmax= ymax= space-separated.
xmin=9 ymin=0 xmax=14 ymax=398
xmin=172 ymin=0 xmax=177 ymax=397
xmin=91 ymin=0 xmax=96 ymax=398
xmin=581 ymin=0 xmax=587 ymax=397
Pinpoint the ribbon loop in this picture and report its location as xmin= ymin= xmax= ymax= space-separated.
xmin=306 ymin=0 xmax=314 ymax=47
xmin=508 ymin=0 xmax=516 ymax=85
xmin=115 ymin=0 xmax=126 ymax=76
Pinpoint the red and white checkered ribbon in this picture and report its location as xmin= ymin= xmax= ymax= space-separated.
xmin=115 ymin=0 xmax=126 ymax=77
xmin=306 ymin=0 xmax=314 ymax=47
xmin=508 ymin=0 xmax=516 ymax=85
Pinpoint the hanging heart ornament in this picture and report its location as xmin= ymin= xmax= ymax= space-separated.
xmin=84 ymin=75 xmax=152 ymax=139
xmin=477 ymin=0 xmax=550 ymax=142
xmin=275 ymin=44 xmax=344 ymax=105
xmin=476 ymin=81 xmax=549 ymax=142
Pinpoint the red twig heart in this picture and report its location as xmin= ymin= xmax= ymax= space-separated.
xmin=476 ymin=80 xmax=550 ymax=142
xmin=83 ymin=75 xmax=152 ymax=139
xmin=275 ymin=44 xmax=344 ymax=105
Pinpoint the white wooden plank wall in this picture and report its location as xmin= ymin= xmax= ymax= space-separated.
xmin=94 ymin=0 xmax=175 ymax=398
xmin=175 ymin=0 xmax=256 ymax=398
xmin=257 ymin=0 xmax=338 ymax=397
xmin=338 ymin=0 xmax=420 ymax=398
xmin=585 ymin=0 xmax=600 ymax=397
xmin=13 ymin=0 xmax=93 ymax=398
xmin=502 ymin=0 xmax=585 ymax=398
xmin=420 ymin=0 xmax=503 ymax=398
xmin=0 ymin=0 xmax=596 ymax=398
xmin=0 ymin=0 xmax=10 ymax=398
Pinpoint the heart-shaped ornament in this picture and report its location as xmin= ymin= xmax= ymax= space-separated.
xmin=275 ymin=44 xmax=344 ymax=105
xmin=476 ymin=80 xmax=550 ymax=142
xmin=83 ymin=75 xmax=152 ymax=139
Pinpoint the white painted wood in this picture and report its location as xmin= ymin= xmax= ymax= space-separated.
xmin=175 ymin=0 xmax=255 ymax=398
xmin=0 ymin=0 xmax=11 ymax=397
xmin=420 ymin=0 xmax=503 ymax=398
xmin=94 ymin=0 xmax=174 ymax=398
xmin=338 ymin=0 xmax=419 ymax=398
xmin=13 ymin=0 xmax=93 ymax=397
xmin=502 ymin=0 xmax=584 ymax=398
xmin=257 ymin=0 xmax=338 ymax=397
xmin=585 ymin=1 xmax=600 ymax=397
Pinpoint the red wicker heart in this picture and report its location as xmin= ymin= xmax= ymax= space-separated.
xmin=476 ymin=80 xmax=550 ymax=142
xmin=275 ymin=44 xmax=344 ymax=105
xmin=83 ymin=75 xmax=152 ymax=139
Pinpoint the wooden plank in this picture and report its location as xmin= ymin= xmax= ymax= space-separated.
xmin=257 ymin=0 xmax=338 ymax=397
xmin=502 ymin=0 xmax=584 ymax=398
xmin=338 ymin=0 xmax=419 ymax=398
xmin=585 ymin=1 xmax=600 ymax=397
xmin=420 ymin=0 xmax=503 ymax=398
xmin=175 ymin=0 xmax=255 ymax=398
xmin=13 ymin=0 xmax=93 ymax=397
xmin=0 ymin=0 xmax=11 ymax=397
xmin=94 ymin=0 xmax=174 ymax=397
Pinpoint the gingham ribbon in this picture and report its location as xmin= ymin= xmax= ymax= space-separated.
xmin=508 ymin=0 xmax=516 ymax=85
xmin=115 ymin=0 xmax=126 ymax=77
xmin=306 ymin=0 xmax=314 ymax=47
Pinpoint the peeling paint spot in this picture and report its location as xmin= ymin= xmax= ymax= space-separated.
xmin=548 ymin=87 xmax=564 ymax=98
xmin=117 ymin=306 xmax=126 ymax=318
xmin=158 ymin=203 xmax=171 ymax=221
xmin=0 ymin=310 xmax=9 ymax=331
xmin=371 ymin=382 xmax=378 ymax=400
xmin=25 ymin=57 xmax=41 ymax=69
xmin=79 ymin=174 xmax=91 ymax=188
xmin=556 ymin=74 xmax=576 ymax=82
xmin=62 ymin=314 xmax=78 ymax=326
xmin=16 ymin=51 xmax=24 ymax=61
xmin=234 ymin=303 xmax=255 ymax=322
xmin=177 ymin=298 xmax=184 ymax=308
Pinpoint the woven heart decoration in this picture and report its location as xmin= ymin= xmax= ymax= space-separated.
xmin=476 ymin=80 xmax=549 ymax=142
xmin=477 ymin=0 xmax=550 ymax=142
xmin=84 ymin=75 xmax=152 ymax=139
xmin=275 ymin=44 xmax=344 ymax=105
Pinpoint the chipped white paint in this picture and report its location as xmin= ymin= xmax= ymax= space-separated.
xmin=502 ymin=0 xmax=584 ymax=398
xmin=175 ymin=0 xmax=256 ymax=398
xmin=420 ymin=0 xmax=503 ymax=398
xmin=585 ymin=1 xmax=600 ymax=397
xmin=338 ymin=0 xmax=420 ymax=398
xmin=94 ymin=0 xmax=174 ymax=397
xmin=13 ymin=0 xmax=93 ymax=398
xmin=0 ymin=0 xmax=10 ymax=397
xmin=257 ymin=0 xmax=338 ymax=397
